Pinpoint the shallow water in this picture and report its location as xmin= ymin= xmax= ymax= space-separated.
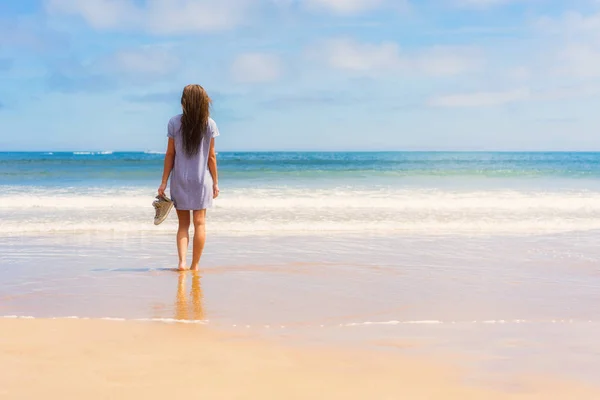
xmin=3 ymin=232 xmax=600 ymax=322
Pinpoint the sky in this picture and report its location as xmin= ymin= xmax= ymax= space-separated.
xmin=1 ymin=0 xmax=600 ymax=151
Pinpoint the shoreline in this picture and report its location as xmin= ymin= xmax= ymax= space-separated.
xmin=1 ymin=319 xmax=599 ymax=399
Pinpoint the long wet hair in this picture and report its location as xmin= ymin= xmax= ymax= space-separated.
xmin=180 ymin=84 xmax=211 ymax=157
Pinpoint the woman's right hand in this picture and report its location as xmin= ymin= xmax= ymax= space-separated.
xmin=158 ymin=182 xmax=167 ymax=197
xmin=213 ymin=183 xmax=220 ymax=199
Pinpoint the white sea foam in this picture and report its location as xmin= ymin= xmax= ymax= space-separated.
xmin=341 ymin=319 xmax=591 ymax=327
xmin=1 ymin=315 xmax=207 ymax=324
xmin=2 ymin=188 xmax=600 ymax=236
xmin=72 ymin=151 xmax=113 ymax=155
xmin=3 ymin=315 xmax=595 ymax=327
xmin=4 ymin=188 xmax=600 ymax=211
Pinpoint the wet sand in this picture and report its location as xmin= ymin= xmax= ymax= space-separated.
xmin=1 ymin=319 xmax=599 ymax=399
xmin=3 ymin=233 xmax=600 ymax=385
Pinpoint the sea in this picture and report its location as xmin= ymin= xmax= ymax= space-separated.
xmin=2 ymin=151 xmax=600 ymax=383
xmin=2 ymin=151 xmax=600 ymax=235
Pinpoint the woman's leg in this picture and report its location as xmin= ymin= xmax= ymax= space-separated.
xmin=190 ymin=210 xmax=206 ymax=271
xmin=176 ymin=210 xmax=191 ymax=271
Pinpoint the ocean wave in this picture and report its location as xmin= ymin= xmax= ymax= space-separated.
xmin=2 ymin=315 xmax=595 ymax=327
xmin=2 ymin=188 xmax=600 ymax=236
xmin=2 ymin=188 xmax=600 ymax=211
xmin=341 ymin=319 xmax=593 ymax=326
xmin=1 ymin=315 xmax=207 ymax=324
xmin=3 ymin=219 xmax=600 ymax=236
xmin=72 ymin=151 xmax=114 ymax=155
xmin=4 ymin=221 xmax=600 ymax=237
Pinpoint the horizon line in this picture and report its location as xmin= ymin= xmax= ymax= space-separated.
xmin=2 ymin=150 xmax=600 ymax=153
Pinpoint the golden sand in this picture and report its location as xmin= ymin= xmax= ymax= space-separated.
xmin=0 ymin=319 xmax=597 ymax=399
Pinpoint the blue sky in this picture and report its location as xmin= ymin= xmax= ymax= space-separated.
xmin=1 ymin=0 xmax=600 ymax=151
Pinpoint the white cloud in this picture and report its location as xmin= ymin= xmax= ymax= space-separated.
xmin=557 ymin=43 xmax=600 ymax=77
xmin=146 ymin=0 xmax=253 ymax=34
xmin=427 ymin=83 xmax=600 ymax=109
xmin=416 ymin=46 xmax=484 ymax=77
xmin=507 ymin=66 xmax=531 ymax=81
xmin=303 ymin=0 xmax=388 ymax=14
xmin=428 ymin=88 xmax=530 ymax=107
xmin=310 ymin=38 xmax=483 ymax=76
xmin=453 ymin=0 xmax=519 ymax=8
xmin=274 ymin=0 xmax=409 ymax=14
xmin=318 ymin=38 xmax=401 ymax=72
xmin=536 ymin=11 xmax=600 ymax=37
xmin=536 ymin=83 xmax=600 ymax=101
xmin=231 ymin=53 xmax=283 ymax=83
xmin=45 ymin=0 xmax=403 ymax=32
xmin=101 ymin=46 xmax=181 ymax=77
xmin=44 ymin=45 xmax=181 ymax=93
xmin=45 ymin=0 xmax=252 ymax=33
xmin=534 ymin=10 xmax=600 ymax=78
xmin=45 ymin=0 xmax=138 ymax=29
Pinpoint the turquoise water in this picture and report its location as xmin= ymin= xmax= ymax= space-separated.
xmin=2 ymin=151 xmax=600 ymax=186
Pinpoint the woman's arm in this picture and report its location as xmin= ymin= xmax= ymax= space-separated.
xmin=158 ymin=138 xmax=176 ymax=196
xmin=208 ymin=138 xmax=219 ymax=198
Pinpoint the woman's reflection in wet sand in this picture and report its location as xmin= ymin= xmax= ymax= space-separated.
xmin=175 ymin=271 xmax=204 ymax=321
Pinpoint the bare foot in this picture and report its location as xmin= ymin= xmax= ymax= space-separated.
xmin=190 ymin=264 xmax=199 ymax=272
xmin=178 ymin=262 xmax=188 ymax=271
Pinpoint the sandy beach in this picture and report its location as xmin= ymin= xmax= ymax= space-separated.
xmin=1 ymin=319 xmax=598 ymax=399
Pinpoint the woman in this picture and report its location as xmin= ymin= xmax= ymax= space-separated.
xmin=158 ymin=84 xmax=220 ymax=271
